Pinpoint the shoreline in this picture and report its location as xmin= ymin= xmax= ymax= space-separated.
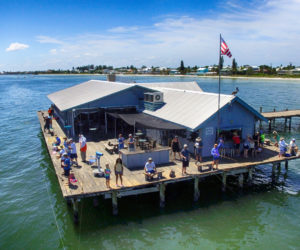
xmin=5 ymin=73 xmax=300 ymax=81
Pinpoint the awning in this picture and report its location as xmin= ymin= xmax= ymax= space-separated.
xmin=107 ymin=113 xmax=184 ymax=130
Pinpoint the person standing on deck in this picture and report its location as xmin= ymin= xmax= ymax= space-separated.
xmin=118 ymin=134 xmax=125 ymax=156
xmin=211 ymin=140 xmax=223 ymax=170
xmin=273 ymin=131 xmax=280 ymax=147
xmin=194 ymin=137 xmax=203 ymax=162
xmin=63 ymin=154 xmax=71 ymax=176
xmin=69 ymin=139 xmax=78 ymax=165
xmin=290 ymin=138 xmax=298 ymax=156
xmin=279 ymin=137 xmax=288 ymax=158
xmin=79 ymin=134 xmax=87 ymax=162
xmin=180 ymin=144 xmax=190 ymax=175
xmin=128 ymin=134 xmax=135 ymax=152
xmin=232 ymin=132 xmax=241 ymax=157
xmin=114 ymin=158 xmax=124 ymax=187
xmin=171 ymin=136 xmax=181 ymax=160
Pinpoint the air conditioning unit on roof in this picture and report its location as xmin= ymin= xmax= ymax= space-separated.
xmin=144 ymin=92 xmax=163 ymax=103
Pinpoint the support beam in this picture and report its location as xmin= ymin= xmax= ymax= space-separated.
xmin=112 ymin=191 xmax=118 ymax=215
xmin=272 ymin=163 xmax=276 ymax=182
xmin=105 ymin=112 xmax=108 ymax=134
xmin=277 ymin=162 xmax=281 ymax=173
xmin=285 ymin=160 xmax=288 ymax=170
xmin=289 ymin=118 xmax=292 ymax=131
xmin=222 ymin=172 xmax=227 ymax=192
xmin=238 ymin=173 xmax=244 ymax=188
xmin=284 ymin=118 xmax=287 ymax=131
xmin=159 ymin=183 xmax=166 ymax=208
xmin=194 ymin=177 xmax=200 ymax=202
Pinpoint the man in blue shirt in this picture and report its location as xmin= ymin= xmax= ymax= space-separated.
xmin=180 ymin=144 xmax=190 ymax=175
xmin=63 ymin=154 xmax=71 ymax=176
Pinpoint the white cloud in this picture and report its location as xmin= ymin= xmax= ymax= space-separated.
xmin=9 ymin=0 xmax=300 ymax=70
xmin=6 ymin=42 xmax=29 ymax=52
xmin=36 ymin=35 xmax=63 ymax=44
xmin=50 ymin=49 xmax=57 ymax=54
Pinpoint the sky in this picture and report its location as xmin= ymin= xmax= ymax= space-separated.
xmin=1 ymin=0 xmax=300 ymax=71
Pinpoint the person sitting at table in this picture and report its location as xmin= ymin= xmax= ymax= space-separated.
xmin=54 ymin=135 xmax=61 ymax=146
xmin=118 ymin=134 xmax=125 ymax=156
xmin=144 ymin=157 xmax=157 ymax=179
xmin=128 ymin=134 xmax=135 ymax=152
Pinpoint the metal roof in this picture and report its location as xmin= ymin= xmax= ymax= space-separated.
xmin=143 ymin=88 xmax=235 ymax=131
xmin=48 ymin=80 xmax=135 ymax=111
xmin=138 ymin=81 xmax=202 ymax=92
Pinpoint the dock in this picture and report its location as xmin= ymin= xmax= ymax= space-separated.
xmin=261 ymin=108 xmax=300 ymax=131
xmin=38 ymin=111 xmax=300 ymax=222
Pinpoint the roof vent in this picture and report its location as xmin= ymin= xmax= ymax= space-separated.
xmin=144 ymin=92 xmax=164 ymax=111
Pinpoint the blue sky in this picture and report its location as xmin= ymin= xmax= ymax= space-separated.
xmin=1 ymin=0 xmax=300 ymax=71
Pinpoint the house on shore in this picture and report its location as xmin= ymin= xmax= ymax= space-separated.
xmin=48 ymin=79 xmax=266 ymax=157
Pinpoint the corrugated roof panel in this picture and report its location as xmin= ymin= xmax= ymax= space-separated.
xmin=48 ymin=80 xmax=134 ymax=111
xmin=143 ymin=88 xmax=234 ymax=130
xmin=138 ymin=82 xmax=202 ymax=92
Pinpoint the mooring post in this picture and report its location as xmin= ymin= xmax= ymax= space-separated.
xmin=72 ymin=198 xmax=79 ymax=224
xmin=112 ymin=191 xmax=118 ymax=215
xmin=285 ymin=160 xmax=288 ymax=170
xmin=238 ymin=174 xmax=244 ymax=188
xmin=159 ymin=183 xmax=166 ymax=208
xmin=222 ymin=172 xmax=227 ymax=192
xmin=289 ymin=118 xmax=292 ymax=131
xmin=193 ymin=177 xmax=200 ymax=202
xmin=248 ymin=168 xmax=253 ymax=185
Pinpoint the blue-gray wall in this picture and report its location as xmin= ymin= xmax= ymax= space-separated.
xmin=199 ymin=101 xmax=256 ymax=157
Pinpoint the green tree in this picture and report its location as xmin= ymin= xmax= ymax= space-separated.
xmin=232 ymin=58 xmax=238 ymax=74
xmin=179 ymin=60 xmax=185 ymax=74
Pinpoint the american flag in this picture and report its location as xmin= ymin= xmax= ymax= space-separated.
xmin=220 ymin=37 xmax=232 ymax=58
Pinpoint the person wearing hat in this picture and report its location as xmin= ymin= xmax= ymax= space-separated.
xmin=273 ymin=131 xmax=280 ymax=147
xmin=194 ymin=137 xmax=203 ymax=162
xmin=290 ymin=138 xmax=298 ymax=156
xmin=278 ymin=137 xmax=288 ymax=158
xmin=180 ymin=144 xmax=191 ymax=175
xmin=144 ymin=157 xmax=156 ymax=179
xmin=128 ymin=134 xmax=135 ymax=152
xmin=211 ymin=141 xmax=223 ymax=170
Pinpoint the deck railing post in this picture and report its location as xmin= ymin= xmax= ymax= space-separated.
xmin=194 ymin=177 xmax=200 ymax=202
xmin=238 ymin=174 xmax=244 ymax=188
xmin=222 ymin=172 xmax=227 ymax=192
xmin=112 ymin=191 xmax=118 ymax=215
xmin=159 ymin=183 xmax=166 ymax=208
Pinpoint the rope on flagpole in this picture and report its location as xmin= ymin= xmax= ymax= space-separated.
xmin=217 ymin=34 xmax=221 ymax=139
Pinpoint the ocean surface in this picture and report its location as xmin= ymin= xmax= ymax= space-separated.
xmin=0 ymin=75 xmax=300 ymax=250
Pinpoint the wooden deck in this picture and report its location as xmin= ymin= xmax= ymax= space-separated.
xmin=37 ymin=111 xmax=300 ymax=201
xmin=262 ymin=109 xmax=300 ymax=119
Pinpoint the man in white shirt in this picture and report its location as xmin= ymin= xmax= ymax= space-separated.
xmin=69 ymin=139 xmax=78 ymax=165
xmin=290 ymin=138 xmax=298 ymax=156
xmin=144 ymin=157 xmax=157 ymax=179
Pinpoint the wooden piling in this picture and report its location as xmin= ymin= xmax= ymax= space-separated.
xmin=238 ymin=174 xmax=244 ymax=188
xmin=277 ymin=162 xmax=281 ymax=173
xmin=222 ymin=172 xmax=227 ymax=192
xmin=289 ymin=118 xmax=292 ymax=131
xmin=72 ymin=198 xmax=79 ymax=224
xmin=112 ymin=191 xmax=118 ymax=215
xmin=284 ymin=118 xmax=287 ymax=131
xmin=248 ymin=168 xmax=253 ymax=185
xmin=193 ymin=177 xmax=200 ymax=202
xmin=272 ymin=163 xmax=276 ymax=182
xmin=159 ymin=183 xmax=166 ymax=208
xmin=285 ymin=160 xmax=288 ymax=170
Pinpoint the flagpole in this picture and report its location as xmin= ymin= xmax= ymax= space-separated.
xmin=217 ymin=34 xmax=221 ymax=138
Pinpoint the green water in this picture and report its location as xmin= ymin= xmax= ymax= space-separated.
xmin=0 ymin=75 xmax=300 ymax=249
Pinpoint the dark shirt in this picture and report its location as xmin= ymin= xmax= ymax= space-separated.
xmin=181 ymin=149 xmax=190 ymax=161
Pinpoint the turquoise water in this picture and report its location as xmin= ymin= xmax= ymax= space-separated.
xmin=0 ymin=75 xmax=300 ymax=249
